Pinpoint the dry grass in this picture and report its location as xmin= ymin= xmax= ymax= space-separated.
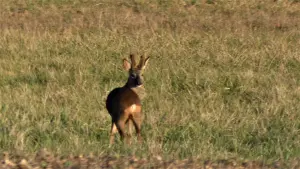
xmin=1 ymin=0 xmax=300 ymax=165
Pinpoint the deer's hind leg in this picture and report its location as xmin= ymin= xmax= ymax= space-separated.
xmin=131 ymin=114 xmax=143 ymax=143
xmin=126 ymin=118 xmax=134 ymax=145
xmin=110 ymin=121 xmax=118 ymax=145
xmin=115 ymin=113 xmax=130 ymax=144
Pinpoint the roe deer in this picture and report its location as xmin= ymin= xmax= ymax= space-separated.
xmin=106 ymin=54 xmax=150 ymax=144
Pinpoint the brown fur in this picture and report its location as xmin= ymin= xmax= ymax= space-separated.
xmin=106 ymin=54 xmax=149 ymax=144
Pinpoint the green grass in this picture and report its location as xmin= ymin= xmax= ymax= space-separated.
xmin=0 ymin=0 xmax=300 ymax=163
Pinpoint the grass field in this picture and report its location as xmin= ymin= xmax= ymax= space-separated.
xmin=1 ymin=0 xmax=300 ymax=165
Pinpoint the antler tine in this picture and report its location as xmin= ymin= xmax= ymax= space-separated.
xmin=130 ymin=54 xmax=137 ymax=68
xmin=138 ymin=55 xmax=145 ymax=69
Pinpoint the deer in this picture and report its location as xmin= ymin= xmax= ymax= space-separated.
xmin=106 ymin=54 xmax=150 ymax=144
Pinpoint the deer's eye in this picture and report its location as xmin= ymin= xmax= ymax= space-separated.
xmin=130 ymin=74 xmax=136 ymax=78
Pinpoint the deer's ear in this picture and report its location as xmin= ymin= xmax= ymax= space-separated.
xmin=123 ymin=59 xmax=131 ymax=71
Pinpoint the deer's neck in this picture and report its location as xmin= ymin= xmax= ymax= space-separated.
xmin=125 ymin=84 xmax=146 ymax=100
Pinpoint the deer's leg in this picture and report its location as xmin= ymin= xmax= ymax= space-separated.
xmin=109 ymin=121 xmax=118 ymax=145
xmin=115 ymin=114 xmax=129 ymax=144
xmin=127 ymin=119 xmax=134 ymax=137
xmin=132 ymin=114 xmax=143 ymax=143
xmin=125 ymin=118 xmax=133 ymax=145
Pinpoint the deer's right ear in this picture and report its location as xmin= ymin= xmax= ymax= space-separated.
xmin=123 ymin=59 xmax=131 ymax=71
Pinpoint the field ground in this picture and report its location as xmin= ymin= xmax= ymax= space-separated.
xmin=1 ymin=149 xmax=300 ymax=169
xmin=1 ymin=0 xmax=300 ymax=168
